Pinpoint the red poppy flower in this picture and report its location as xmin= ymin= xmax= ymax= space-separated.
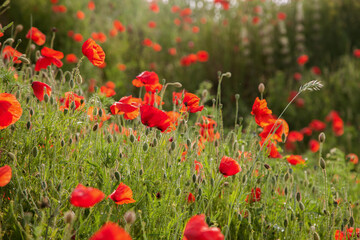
xmin=309 ymin=139 xmax=320 ymax=153
xmin=197 ymin=51 xmax=209 ymax=62
xmin=2 ymin=46 xmax=22 ymax=64
xmin=180 ymin=8 xmax=192 ymax=17
xmin=110 ymin=96 xmax=142 ymax=120
xmin=346 ymin=153 xmax=358 ymax=164
xmin=113 ymin=20 xmax=126 ymax=32
xmin=117 ymin=63 xmax=126 ymax=71
xmin=252 ymin=16 xmax=260 ymax=25
xmin=311 ymin=66 xmax=321 ymax=75
xmin=59 ymin=92 xmax=85 ymax=111
xmin=245 ymin=188 xmax=261 ymax=203
xmin=100 ymin=86 xmax=116 ymax=97
xmin=31 ymin=81 xmax=52 ymax=101
xmin=96 ymin=32 xmax=107 ymax=43
xmin=168 ymin=48 xmax=177 ymax=56
xmin=148 ymin=21 xmax=156 ymax=28
xmin=326 ymin=111 xmax=344 ymax=136
xmin=70 ymin=184 xmax=105 ymax=208
xmin=251 ymin=97 xmax=274 ymax=127
xmin=65 ymin=53 xmax=78 ymax=64
xmin=109 ymin=28 xmax=118 ymax=37
xmin=171 ymin=5 xmax=180 ymax=13
xmin=173 ymin=91 xmax=204 ymax=113
xmin=194 ymin=160 xmax=203 ymax=174
xmin=140 ymin=105 xmax=172 ymax=132
xmin=192 ymin=26 xmax=200 ymax=33
xmin=268 ymin=142 xmax=282 ymax=158
xmin=197 ymin=116 xmax=220 ymax=142
xmin=142 ymin=38 xmax=153 ymax=46
xmin=108 ymin=183 xmax=136 ymax=205
xmin=187 ymin=192 xmax=195 ymax=203
xmin=184 ymin=214 xmax=224 ymax=240
xmin=82 ymin=38 xmax=105 ymax=67
xmin=26 ymin=27 xmax=46 ymax=46
xmin=353 ymin=49 xmax=360 ymax=58
xmin=167 ymin=111 xmax=181 ymax=126
xmin=132 ymin=71 xmax=162 ymax=93
xmin=87 ymin=107 xmax=111 ymax=122
xmin=0 ymin=93 xmax=22 ymax=130
xmin=35 ymin=47 xmax=64 ymax=71
xmin=214 ymin=0 xmax=230 ymax=10
xmin=259 ymin=119 xmax=289 ymax=143
xmin=142 ymin=92 xmax=163 ymax=106
xmin=90 ymin=222 xmax=132 ymax=240
xmin=0 ymin=165 xmax=12 ymax=187
xmin=300 ymin=127 xmax=312 ymax=136
xmin=277 ymin=12 xmax=287 ymax=20
xmin=297 ymin=54 xmax=309 ymax=65
xmin=219 ymin=156 xmax=241 ymax=177
xmin=76 ymin=10 xmax=85 ymax=20
xmin=149 ymin=2 xmax=159 ymax=13
xmin=287 ymin=131 xmax=304 ymax=142
xmin=52 ymin=5 xmax=67 ymax=13
xmin=174 ymin=18 xmax=181 ymax=26
xmin=88 ymin=1 xmax=95 ymax=10
xmin=73 ymin=33 xmax=83 ymax=42
xmin=286 ymin=155 xmax=305 ymax=165
xmin=293 ymin=72 xmax=302 ymax=81
xmin=51 ymin=0 xmax=58 ymax=4
xmin=0 ymin=31 xmax=3 ymax=38
xmin=152 ymin=43 xmax=162 ymax=52
xmin=309 ymin=119 xmax=326 ymax=131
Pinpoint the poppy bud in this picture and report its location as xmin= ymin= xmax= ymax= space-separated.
xmin=210 ymin=177 xmax=214 ymax=186
xmin=145 ymin=128 xmax=150 ymax=135
xmin=264 ymin=163 xmax=270 ymax=170
xmin=235 ymin=94 xmax=240 ymax=100
xmin=284 ymin=218 xmax=288 ymax=228
xmin=26 ymin=121 xmax=32 ymax=130
xmin=192 ymin=174 xmax=197 ymax=183
xmin=50 ymin=96 xmax=54 ymax=105
xmin=124 ymin=210 xmax=136 ymax=225
xmin=258 ymin=83 xmax=265 ymax=94
xmin=114 ymin=171 xmax=121 ymax=181
xmin=171 ymin=141 xmax=176 ymax=151
xmin=64 ymin=109 xmax=68 ymax=115
xmin=223 ymin=72 xmax=232 ymax=78
xmin=98 ymin=108 xmax=103 ymax=117
xmin=80 ymin=99 xmax=85 ymax=105
xmin=349 ymin=216 xmax=354 ymax=227
xmin=156 ymin=192 xmax=161 ymax=199
xmin=76 ymin=74 xmax=83 ymax=84
xmin=7 ymin=152 xmax=16 ymax=161
xmin=92 ymin=123 xmax=98 ymax=131
xmin=319 ymin=158 xmax=326 ymax=170
xmin=32 ymin=146 xmax=38 ymax=157
xmin=40 ymin=197 xmax=50 ymax=209
xmin=61 ymin=139 xmax=65 ymax=147
xmin=15 ymin=90 xmax=21 ymax=99
xmin=18 ymin=55 xmax=30 ymax=64
xmin=313 ymin=232 xmax=320 ymax=240
xmin=223 ymin=182 xmax=229 ymax=187
xmin=26 ymin=96 xmax=31 ymax=104
xmin=163 ymin=172 xmax=167 ymax=179
xmin=69 ymin=138 xmax=73 ymax=145
xmin=69 ymin=79 xmax=75 ymax=89
xmin=107 ymin=135 xmax=112 ymax=143
xmin=172 ymin=82 xmax=182 ymax=88
xmin=284 ymin=187 xmax=288 ymax=196
xmin=70 ymin=101 xmax=76 ymax=110
xmin=152 ymin=138 xmax=157 ymax=147
xmin=143 ymin=142 xmax=149 ymax=152
xmin=296 ymin=192 xmax=301 ymax=202
xmin=41 ymin=181 xmax=47 ymax=190
xmin=16 ymin=24 xmax=24 ymax=33
xmin=139 ymin=169 xmax=143 ymax=175
xmin=242 ymin=175 xmax=247 ymax=183
xmin=198 ymin=188 xmax=202 ymax=196
xmin=129 ymin=134 xmax=135 ymax=143
xmin=175 ymin=188 xmax=181 ymax=196
xmin=202 ymin=89 xmax=208 ymax=99
xmin=64 ymin=210 xmax=75 ymax=224
xmin=318 ymin=132 xmax=325 ymax=143
xmin=156 ymin=130 xmax=161 ymax=139
xmin=30 ymin=44 xmax=36 ymax=52
xmin=44 ymin=93 xmax=49 ymax=103
xmin=284 ymin=172 xmax=289 ymax=181
xmin=52 ymin=27 xmax=57 ymax=32
xmin=299 ymin=201 xmax=305 ymax=211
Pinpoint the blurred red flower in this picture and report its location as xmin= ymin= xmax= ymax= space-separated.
xmin=183 ymin=214 xmax=224 ymax=240
xmin=326 ymin=111 xmax=344 ymax=136
xmin=168 ymin=48 xmax=177 ymax=56
xmin=309 ymin=139 xmax=320 ymax=153
xmin=59 ymin=92 xmax=85 ymax=111
xmin=132 ymin=71 xmax=162 ymax=93
xmin=0 ymin=165 xmax=12 ymax=187
xmin=171 ymin=5 xmax=180 ymax=13
xmin=140 ymin=105 xmax=172 ymax=132
xmin=180 ymin=8 xmax=192 ymax=17
xmin=90 ymin=222 xmax=132 ymax=240
xmin=293 ymin=72 xmax=302 ymax=81
xmin=197 ymin=116 xmax=220 ymax=142
xmin=70 ymin=184 xmax=105 ymax=208
xmin=347 ymin=153 xmax=358 ymax=164
xmin=2 ymin=46 xmax=22 ymax=64
xmin=35 ymin=47 xmax=64 ymax=71
xmin=113 ymin=20 xmax=126 ymax=32
xmin=73 ymin=33 xmax=83 ymax=42
xmin=173 ymin=91 xmax=204 ymax=113
xmin=142 ymin=38 xmax=153 ymax=47
xmin=297 ymin=54 xmax=309 ymax=65
xmin=311 ymin=66 xmax=321 ymax=75
xmin=309 ymin=119 xmax=326 ymax=131
xmin=0 ymin=93 xmax=22 ymax=130
xmin=194 ymin=160 xmax=203 ymax=174
xmin=277 ymin=12 xmax=287 ymax=20
xmin=187 ymin=192 xmax=195 ymax=203
xmin=286 ymin=155 xmax=305 ymax=165
xmin=52 ymin=5 xmax=67 ymax=13
xmin=65 ymin=53 xmax=78 ymax=64
xmin=32 ymin=81 xmax=52 ymax=101
xmin=288 ymin=131 xmax=304 ymax=142
xmin=149 ymin=2 xmax=159 ymax=13
xmin=192 ymin=26 xmax=200 ymax=33
xmin=82 ymin=38 xmax=105 ymax=67
xmin=245 ymin=187 xmax=261 ymax=203
xmin=26 ymin=27 xmax=46 ymax=46
xmin=353 ymin=49 xmax=360 ymax=58
xmin=108 ymin=183 xmax=136 ymax=205
xmin=88 ymin=1 xmax=95 ymax=11
xmin=197 ymin=50 xmax=209 ymax=62
xmin=152 ymin=43 xmax=162 ymax=52
xmin=219 ymin=156 xmax=241 ymax=177
xmin=148 ymin=21 xmax=156 ymax=28
xmin=259 ymin=119 xmax=289 ymax=143
xmin=76 ymin=10 xmax=85 ymax=20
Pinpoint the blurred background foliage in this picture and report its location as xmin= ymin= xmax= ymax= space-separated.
xmin=2 ymin=0 xmax=360 ymax=154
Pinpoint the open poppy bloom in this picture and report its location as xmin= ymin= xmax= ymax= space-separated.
xmin=82 ymin=38 xmax=105 ymax=67
xmin=245 ymin=188 xmax=261 ymax=203
xmin=297 ymin=54 xmax=309 ymax=65
xmin=219 ymin=156 xmax=241 ymax=177
xmin=149 ymin=2 xmax=159 ymax=13
xmin=100 ymin=86 xmax=116 ymax=97
xmin=35 ymin=47 xmax=64 ymax=71
xmin=31 ymin=81 xmax=52 ymax=101
xmin=70 ymin=184 xmax=105 ymax=208
xmin=173 ymin=91 xmax=204 ymax=113
xmin=326 ymin=111 xmax=344 ymax=136
xmin=259 ymin=118 xmax=289 ymax=143
xmin=183 ymin=214 xmax=224 ymax=240
xmin=346 ymin=153 xmax=358 ymax=164
xmin=251 ymin=97 xmax=274 ymax=127
xmin=197 ymin=116 xmax=220 ymax=142
xmin=2 ymin=46 xmax=22 ymax=64
xmin=110 ymin=96 xmax=142 ymax=120
xmin=0 ymin=165 xmax=12 ymax=187
xmin=287 ymin=131 xmax=304 ymax=142
xmin=140 ymin=105 xmax=172 ymax=132
xmin=309 ymin=139 xmax=320 ymax=153
xmin=309 ymin=119 xmax=326 ymax=131
xmin=132 ymin=71 xmax=162 ymax=93
xmin=108 ymin=183 xmax=136 ymax=205
xmin=196 ymin=50 xmax=209 ymax=62
xmin=65 ymin=53 xmax=78 ymax=64
xmin=286 ymin=155 xmax=305 ymax=165
xmin=187 ymin=192 xmax=195 ymax=203
xmin=59 ymin=92 xmax=85 ymax=111
xmin=90 ymin=222 xmax=132 ymax=240
xmin=26 ymin=27 xmax=46 ymax=46
xmin=0 ymin=93 xmax=22 ymax=130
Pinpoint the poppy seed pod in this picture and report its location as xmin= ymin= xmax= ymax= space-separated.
xmin=296 ymin=192 xmax=301 ymax=202
xmin=32 ymin=146 xmax=38 ymax=157
xmin=319 ymin=158 xmax=326 ymax=170
xmin=299 ymin=201 xmax=305 ymax=211
xmin=92 ymin=123 xmax=98 ymax=131
xmin=258 ymin=83 xmax=265 ymax=94
xmin=98 ymin=108 xmax=103 ymax=117
xmin=43 ymin=93 xmax=49 ymax=103
xmin=16 ymin=24 xmax=24 ymax=33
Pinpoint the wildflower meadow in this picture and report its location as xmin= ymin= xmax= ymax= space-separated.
xmin=1 ymin=0 xmax=360 ymax=239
